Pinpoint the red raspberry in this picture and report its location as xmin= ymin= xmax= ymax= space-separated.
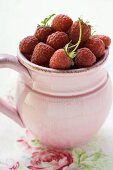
xmin=68 ymin=20 xmax=91 ymax=44
xmin=34 ymin=26 xmax=53 ymax=43
xmin=84 ymin=37 xmax=105 ymax=59
xmin=31 ymin=42 xmax=55 ymax=66
xmin=46 ymin=31 xmax=69 ymax=50
xmin=51 ymin=14 xmax=73 ymax=32
xmin=49 ymin=49 xmax=71 ymax=69
xmin=19 ymin=36 xmax=38 ymax=54
xmin=93 ymin=35 xmax=111 ymax=48
xmin=24 ymin=54 xmax=31 ymax=61
xmin=74 ymin=48 xmax=96 ymax=68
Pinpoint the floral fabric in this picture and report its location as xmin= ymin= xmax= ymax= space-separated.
xmin=1 ymin=129 xmax=111 ymax=170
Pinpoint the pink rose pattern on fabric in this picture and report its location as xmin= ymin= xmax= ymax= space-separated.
xmin=16 ymin=130 xmax=77 ymax=169
xmin=9 ymin=162 xmax=20 ymax=170
xmin=28 ymin=148 xmax=73 ymax=170
xmin=7 ymin=130 xmax=105 ymax=170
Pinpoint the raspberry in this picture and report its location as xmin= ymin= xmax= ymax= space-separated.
xmin=93 ymin=35 xmax=111 ymax=48
xmin=84 ymin=37 xmax=105 ymax=58
xmin=19 ymin=36 xmax=38 ymax=54
xmin=74 ymin=48 xmax=96 ymax=68
xmin=46 ymin=31 xmax=69 ymax=50
xmin=24 ymin=54 xmax=31 ymax=61
xmin=51 ymin=14 xmax=73 ymax=32
xmin=34 ymin=26 xmax=53 ymax=42
xmin=49 ymin=49 xmax=71 ymax=69
xmin=68 ymin=20 xmax=91 ymax=44
xmin=31 ymin=42 xmax=55 ymax=66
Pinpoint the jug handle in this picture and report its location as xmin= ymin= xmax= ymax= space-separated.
xmin=0 ymin=54 xmax=31 ymax=127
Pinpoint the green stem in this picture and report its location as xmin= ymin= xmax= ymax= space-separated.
xmin=68 ymin=42 xmax=78 ymax=49
xmin=68 ymin=18 xmax=82 ymax=51
xmin=72 ymin=18 xmax=82 ymax=52
xmin=64 ymin=18 xmax=82 ymax=61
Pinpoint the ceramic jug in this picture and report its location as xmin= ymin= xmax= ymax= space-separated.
xmin=0 ymin=49 xmax=112 ymax=148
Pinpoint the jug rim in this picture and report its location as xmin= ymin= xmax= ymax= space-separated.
xmin=17 ymin=48 xmax=109 ymax=74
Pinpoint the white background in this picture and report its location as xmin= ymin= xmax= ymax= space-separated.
xmin=0 ymin=0 xmax=113 ymax=165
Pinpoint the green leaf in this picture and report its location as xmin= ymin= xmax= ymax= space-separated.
xmin=17 ymin=167 xmax=24 ymax=170
xmin=72 ymin=148 xmax=106 ymax=170
xmin=31 ymin=139 xmax=40 ymax=147
xmin=72 ymin=149 xmax=80 ymax=165
xmin=80 ymin=152 xmax=89 ymax=161
xmin=81 ymin=150 xmax=103 ymax=162
xmin=90 ymin=151 xmax=103 ymax=161
xmin=39 ymin=14 xmax=55 ymax=26
xmin=74 ymin=148 xmax=86 ymax=156
xmin=80 ymin=163 xmax=94 ymax=170
xmin=72 ymin=148 xmax=86 ymax=165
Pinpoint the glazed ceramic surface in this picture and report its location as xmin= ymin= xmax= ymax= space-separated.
xmin=0 ymin=49 xmax=112 ymax=148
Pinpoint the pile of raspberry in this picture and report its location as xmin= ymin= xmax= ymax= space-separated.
xmin=19 ymin=14 xmax=111 ymax=70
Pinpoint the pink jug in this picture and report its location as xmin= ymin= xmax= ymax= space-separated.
xmin=0 ymin=48 xmax=112 ymax=148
